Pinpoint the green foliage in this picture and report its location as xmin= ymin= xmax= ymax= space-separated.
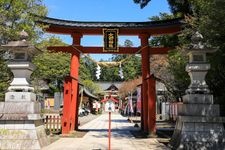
xmin=33 ymin=37 xmax=101 ymax=93
xmin=167 ymin=0 xmax=192 ymax=16
xmin=82 ymin=80 xmax=101 ymax=94
xmin=168 ymin=0 xmax=225 ymax=103
xmin=121 ymin=55 xmax=141 ymax=80
xmin=166 ymin=0 xmax=225 ymax=103
xmin=149 ymin=12 xmax=176 ymax=21
xmin=32 ymin=37 xmax=70 ymax=92
xmin=207 ymin=51 xmax=225 ymax=104
xmin=79 ymin=55 xmax=96 ymax=81
xmin=133 ymin=0 xmax=192 ymax=16
xmin=0 ymin=0 xmax=47 ymax=44
xmin=0 ymin=58 xmax=12 ymax=101
xmin=191 ymin=0 xmax=225 ymax=48
xmin=33 ymin=51 xmax=70 ymax=81
xmin=149 ymin=13 xmax=179 ymax=48
xmin=167 ymin=49 xmax=190 ymax=99
xmin=124 ymin=39 xmax=134 ymax=47
xmin=98 ymin=54 xmax=141 ymax=81
xmin=148 ymin=13 xmax=189 ymax=100
xmin=0 ymin=0 xmax=47 ymax=98
xmin=190 ymin=0 xmax=225 ymax=104
xmin=98 ymin=40 xmax=141 ymax=81
xmin=133 ymin=0 xmax=151 ymax=8
xmin=100 ymin=64 xmax=120 ymax=81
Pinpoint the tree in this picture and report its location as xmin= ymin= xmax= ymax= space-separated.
xmin=189 ymin=0 xmax=225 ymax=104
xmin=118 ymin=77 xmax=142 ymax=98
xmin=82 ymin=80 xmax=101 ymax=94
xmin=166 ymin=48 xmax=189 ymax=99
xmin=0 ymin=0 xmax=47 ymax=44
xmin=0 ymin=0 xmax=47 ymax=99
xmin=167 ymin=0 xmax=192 ymax=16
xmin=0 ymin=59 xmax=12 ymax=101
xmin=148 ymin=13 xmax=190 ymax=101
xmin=133 ymin=0 xmax=192 ymax=17
xmin=133 ymin=0 xmax=151 ymax=8
xmin=79 ymin=55 xmax=96 ymax=82
xmin=98 ymin=39 xmax=141 ymax=81
xmin=166 ymin=0 xmax=225 ymax=103
xmin=32 ymin=37 xmax=70 ymax=93
xmin=33 ymin=37 xmax=100 ymax=93
xmin=145 ymin=0 xmax=225 ymax=103
xmin=121 ymin=55 xmax=141 ymax=80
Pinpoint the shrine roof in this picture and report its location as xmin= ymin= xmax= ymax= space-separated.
xmin=36 ymin=16 xmax=184 ymax=35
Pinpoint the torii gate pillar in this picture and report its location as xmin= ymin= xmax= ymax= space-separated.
xmin=139 ymin=34 xmax=156 ymax=135
xmin=148 ymin=74 xmax=156 ymax=135
xmin=61 ymin=33 xmax=82 ymax=134
xmin=139 ymin=34 xmax=150 ymax=133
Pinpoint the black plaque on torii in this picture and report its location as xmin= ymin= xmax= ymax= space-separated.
xmin=103 ymin=28 xmax=119 ymax=52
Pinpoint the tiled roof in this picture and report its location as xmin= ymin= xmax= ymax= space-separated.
xmin=36 ymin=16 xmax=183 ymax=29
xmin=79 ymin=84 xmax=98 ymax=100
xmin=96 ymin=82 xmax=122 ymax=91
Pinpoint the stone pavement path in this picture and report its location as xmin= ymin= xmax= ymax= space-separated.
xmin=42 ymin=113 xmax=169 ymax=150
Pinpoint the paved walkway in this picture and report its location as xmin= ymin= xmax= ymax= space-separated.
xmin=42 ymin=113 xmax=169 ymax=150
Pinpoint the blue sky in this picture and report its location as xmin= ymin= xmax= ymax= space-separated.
xmin=43 ymin=0 xmax=171 ymax=60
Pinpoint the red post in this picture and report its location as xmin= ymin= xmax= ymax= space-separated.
xmin=148 ymin=75 xmax=156 ymax=135
xmin=70 ymin=33 xmax=82 ymax=131
xmin=62 ymin=76 xmax=72 ymax=134
xmin=140 ymin=85 xmax=144 ymax=130
xmin=108 ymin=112 xmax=111 ymax=150
xmin=139 ymin=34 xmax=150 ymax=133
xmin=69 ymin=52 xmax=80 ymax=131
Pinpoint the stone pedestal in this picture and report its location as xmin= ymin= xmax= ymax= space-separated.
xmin=169 ymin=94 xmax=225 ymax=149
xmin=169 ymin=32 xmax=225 ymax=149
xmin=0 ymin=31 xmax=49 ymax=149
xmin=0 ymin=92 xmax=50 ymax=150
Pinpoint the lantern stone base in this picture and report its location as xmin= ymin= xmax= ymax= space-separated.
xmin=0 ymin=120 xmax=49 ymax=149
xmin=169 ymin=116 xmax=225 ymax=149
xmin=0 ymin=92 xmax=50 ymax=150
xmin=5 ymin=92 xmax=36 ymax=102
xmin=169 ymin=94 xmax=225 ymax=149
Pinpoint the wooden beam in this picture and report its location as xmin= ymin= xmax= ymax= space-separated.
xmin=45 ymin=25 xmax=181 ymax=36
xmin=47 ymin=46 xmax=171 ymax=55
xmin=47 ymin=46 xmax=139 ymax=54
xmin=150 ymin=47 xmax=170 ymax=55
xmin=82 ymin=46 xmax=139 ymax=54
xmin=47 ymin=46 xmax=73 ymax=53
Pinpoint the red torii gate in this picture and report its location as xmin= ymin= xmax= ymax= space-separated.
xmin=37 ymin=17 xmax=182 ymax=135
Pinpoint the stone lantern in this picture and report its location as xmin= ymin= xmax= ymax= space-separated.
xmin=185 ymin=31 xmax=212 ymax=95
xmin=2 ymin=30 xmax=39 ymax=100
xmin=169 ymin=32 xmax=225 ymax=149
xmin=0 ymin=31 xmax=49 ymax=149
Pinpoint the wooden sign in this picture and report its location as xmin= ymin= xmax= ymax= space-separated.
xmin=103 ymin=28 xmax=119 ymax=52
xmin=105 ymin=100 xmax=115 ymax=112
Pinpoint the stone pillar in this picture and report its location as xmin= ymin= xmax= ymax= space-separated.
xmin=169 ymin=32 xmax=225 ymax=149
xmin=0 ymin=31 xmax=49 ymax=149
